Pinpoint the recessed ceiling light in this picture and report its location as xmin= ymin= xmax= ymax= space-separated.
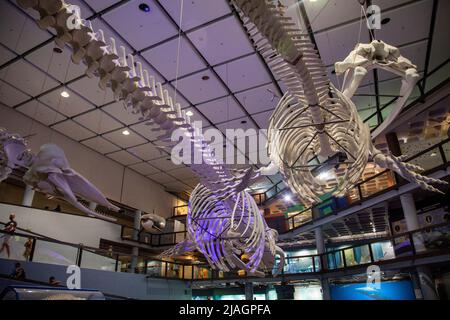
xmin=240 ymin=120 xmax=247 ymax=124
xmin=122 ymin=130 xmax=130 ymax=136
xmin=60 ymin=91 xmax=70 ymax=98
xmin=186 ymin=110 xmax=194 ymax=117
xmin=201 ymin=75 xmax=210 ymax=81
xmin=381 ymin=17 xmax=391 ymax=25
xmin=430 ymin=152 xmax=437 ymax=157
xmin=53 ymin=47 xmax=63 ymax=54
xmin=139 ymin=3 xmax=151 ymax=12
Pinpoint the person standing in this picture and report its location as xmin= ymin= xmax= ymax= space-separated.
xmin=0 ymin=213 xmax=18 ymax=258
xmin=23 ymin=237 xmax=33 ymax=261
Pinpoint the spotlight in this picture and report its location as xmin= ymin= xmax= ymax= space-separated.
xmin=284 ymin=194 xmax=292 ymax=202
xmin=122 ymin=130 xmax=130 ymax=136
xmin=139 ymin=3 xmax=151 ymax=12
xmin=60 ymin=91 xmax=70 ymax=98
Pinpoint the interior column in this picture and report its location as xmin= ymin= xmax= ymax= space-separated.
xmin=244 ymin=282 xmax=254 ymax=300
xmin=315 ymin=226 xmax=330 ymax=300
xmin=130 ymin=209 xmax=142 ymax=272
xmin=21 ymin=185 xmax=35 ymax=207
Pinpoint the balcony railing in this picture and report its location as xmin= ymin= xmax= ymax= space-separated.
xmin=284 ymin=137 xmax=450 ymax=233
xmin=193 ymin=221 xmax=450 ymax=281
xmin=120 ymin=225 xmax=187 ymax=247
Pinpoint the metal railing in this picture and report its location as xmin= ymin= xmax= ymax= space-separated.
xmin=283 ymin=137 xmax=450 ymax=232
xmin=195 ymin=221 xmax=450 ymax=281
xmin=120 ymin=225 xmax=187 ymax=247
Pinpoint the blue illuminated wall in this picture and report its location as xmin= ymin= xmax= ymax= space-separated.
xmin=330 ymin=280 xmax=416 ymax=300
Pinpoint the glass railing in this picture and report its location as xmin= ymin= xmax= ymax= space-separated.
xmin=173 ymin=205 xmax=188 ymax=217
xmin=120 ymin=225 xmax=187 ymax=247
xmin=284 ymin=137 xmax=450 ymax=232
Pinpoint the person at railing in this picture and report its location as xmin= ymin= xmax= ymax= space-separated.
xmin=10 ymin=262 xmax=26 ymax=280
xmin=48 ymin=276 xmax=61 ymax=286
xmin=23 ymin=237 xmax=33 ymax=261
xmin=0 ymin=213 xmax=17 ymax=258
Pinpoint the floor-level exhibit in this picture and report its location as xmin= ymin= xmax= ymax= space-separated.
xmin=0 ymin=0 xmax=449 ymax=305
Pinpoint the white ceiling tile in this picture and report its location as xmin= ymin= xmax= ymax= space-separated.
xmin=81 ymin=136 xmax=121 ymax=154
xmin=235 ymin=83 xmax=279 ymax=114
xmin=107 ymin=150 xmax=141 ymax=165
xmin=0 ymin=45 xmax=16 ymax=65
xmin=216 ymin=116 xmax=258 ymax=136
xmin=0 ymin=1 xmax=52 ymax=54
xmin=162 ymin=83 xmax=191 ymax=108
xmin=148 ymin=171 xmax=178 ymax=184
xmin=129 ymin=121 xmax=165 ymax=141
xmin=315 ymin=21 xmax=370 ymax=67
xmin=102 ymin=101 xmax=142 ymax=125
xmin=52 ymin=120 xmax=95 ymax=141
xmin=1 ymin=60 xmax=59 ymax=96
xmin=174 ymin=69 xmax=227 ymax=104
xmin=160 ymin=0 xmax=231 ymax=31
xmin=187 ymin=15 xmax=254 ymax=65
xmin=127 ymin=143 xmax=166 ymax=161
xmin=16 ymin=100 xmax=66 ymax=126
xmin=149 ymin=157 xmax=185 ymax=171
xmin=197 ymin=95 xmax=245 ymax=124
xmin=26 ymin=42 xmax=86 ymax=83
xmin=103 ymin=0 xmax=178 ymax=50
xmin=214 ymin=54 xmax=272 ymax=92
xmin=73 ymin=109 xmax=123 ymax=134
xmin=376 ymin=1 xmax=433 ymax=47
xmin=129 ymin=162 xmax=160 ymax=176
xmin=0 ymin=80 xmax=30 ymax=107
xmin=103 ymin=128 xmax=147 ymax=148
xmin=141 ymin=36 xmax=206 ymax=81
xmin=68 ymin=76 xmax=114 ymax=106
xmin=167 ymin=167 xmax=197 ymax=180
xmin=184 ymin=177 xmax=200 ymax=188
xmin=251 ymin=110 xmax=273 ymax=129
xmin=38 ymin=88 xmax=94 ymax=117
xmin=84 ymin=0 xmax=121 ymax=12
xmin=181 ymin=106 xmax=210 ymax=127
xmin=164 ymin=180 xmax=189 ymax=192
xmin=304 ymin=0 xmax=360 ymax=32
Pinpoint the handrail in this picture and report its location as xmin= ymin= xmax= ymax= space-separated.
xmin=283 ymin=137 xmax=450 ymax=233
xmin=120 ymin=225 xmax=187 ymax=247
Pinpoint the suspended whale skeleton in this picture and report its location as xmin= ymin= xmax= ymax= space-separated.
xmin=15 ymin=0 xmax=285 ymax=277
xmin=231 ymin=0 xmax=447 ymax=207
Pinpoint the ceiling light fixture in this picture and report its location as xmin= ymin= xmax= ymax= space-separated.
xmin=381 ymin=17 xmax=391 ymax=25
xmin=430 ymin=152 xmax=437 ymax=157
xmin=122 ymin=130 xmax=130 ymax=136
xmin=60 ymin=91 xmax=70 ymax=98
xmin=139 ymin=3 xmax=151 ymax=12
xmin=201 ymin=75 xmax=210 ymax=81
xmin=53 ymin=47 xmax=63 ymax=54
xmin=284 ymin=194 xmax=292 ymax=202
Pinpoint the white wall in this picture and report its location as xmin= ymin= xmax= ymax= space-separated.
xmin=0 ymin=103 xmax=176 ymax=218
xmin=0 ymin=203 xmax=121 ymax=248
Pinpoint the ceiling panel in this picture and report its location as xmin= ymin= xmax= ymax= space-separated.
xmin=174 ymin=69 xmax=228 ymax=104
xmin=0 ymin=80 xmax=30 ymax=107
xmin=214 ymin=54 xmax=272 ymax=93
xmin=68 ymin=76 xmax=114 ymax=106
xmin=196 ymin=95 xmax=245 ymax=124
xmin=127 ymin=143 xmax=166 ymax=161
xmin=84 ymin=0 xmax=120 ymax=12
xmin=160 ymin=0 xmax=231 ymax=31
xmin=235 ymin=83 xmax=279 ymax=115
xmin=81 ymin=136 xmax=121 ymax=154
xmin=0 ymin=1 xmax=52 ymax=54
xmin=103 ymin=0 xmax=178 ymax=51
xmin=216 ymin=116 xmax=258 ymax=134
xmin=102 ymin=128 xmax=147 ymax=148
xmin=102 ymin=101 xmax=143 ymax=125
xmin=141 ymin=36 xmax=206 ymax=81
xmin=187 ymin=15 xmax=254 ymax=65
xmin=304 ymin=0 xmax=361 ymax=32
xmin=181 ymin=106 xmax=211 ymax=127
xmin=73 ymin=109 xmax=123 ymax=134
xmin=26 ymin=42 xmax=86 ymax=83
xmin=107 ymin=150 xmax=141 ymax=165
xmin=128 ymin=161 xmax=160 ymax=176
xmin=129 ymin=121 xmax=165 ymax=142
xmin=148 ymin=171 xmax=178 ymax=184
xmin=0 ymin=45 xmax=16 ymax=65
xmin=164 ymin=180 xmax=189 ymax=192
xmin=167 ymin=167 xmax=197 ymax=180
xmin=149 ymin=156 xmax=185 ymax=172
xmin=251 ymin=110 xmax=273 ymax=129
xmin=38 ymin=87 xmax=94 ymax=117
xmin=52 ymin=120 xmax=96 ymax=141
xmin=0 ymin=60 xmax=59 ymax=97
xmin=16 ymin=100 xmax=66 ymax=126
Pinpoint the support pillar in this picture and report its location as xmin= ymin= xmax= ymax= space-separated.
xmin=400 ymin=193 xmax=438 ymax=299
xmin=21 ymin=185 xmax=35 ymax=207
xmin=321 ymin=278 xmax=331 ymax=300
xmin=315 ymin=226 xmax=327 ymax=270
xmin=130 ymin=209 xmax=142 ymax=272
xmin=244 ymin=282 xmax=253 ymax=300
